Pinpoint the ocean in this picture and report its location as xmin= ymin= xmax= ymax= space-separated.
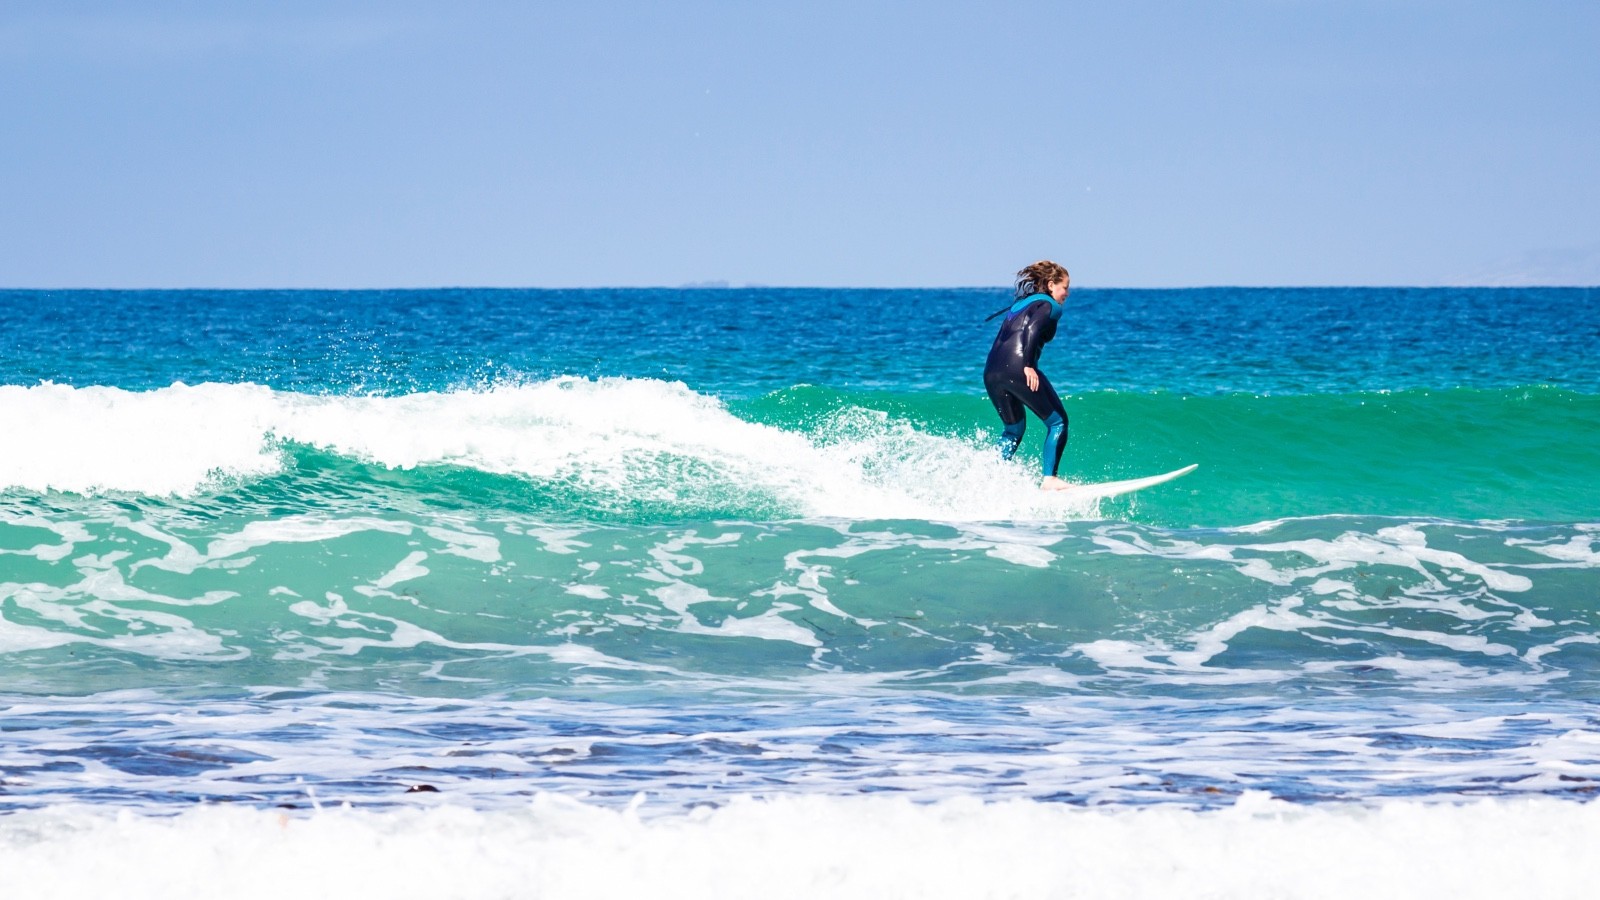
xmin=2 ymin=286 xmax=1598 ymax=897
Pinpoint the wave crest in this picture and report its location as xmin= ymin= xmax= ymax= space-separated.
xmin=0 ymin=379 xmax=1083 ymax=521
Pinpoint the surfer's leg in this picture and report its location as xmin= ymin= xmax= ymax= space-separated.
xmin=985 ymin=374 xmax=1027 ymax=460
xmin=1041 ymin=410 xmax=1067 ymax=476
xmin=1019 ymin=372 xmax=1069 ymax=477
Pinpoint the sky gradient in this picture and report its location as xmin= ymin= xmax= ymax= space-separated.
xmin=3 ymin=1 xmax=1597 ymax=288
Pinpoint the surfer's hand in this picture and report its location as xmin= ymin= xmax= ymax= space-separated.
xmin=1023 ymin=367 xmax=1039 ymax=391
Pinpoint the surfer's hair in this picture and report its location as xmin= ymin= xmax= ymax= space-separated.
xmin=1014 ymin=260 xmax=1069 ymax=299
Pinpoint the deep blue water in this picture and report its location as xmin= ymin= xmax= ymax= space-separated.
xmin=4 ymin=287 xmax=1597 ymax=395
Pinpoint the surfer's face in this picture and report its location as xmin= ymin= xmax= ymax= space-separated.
xmin=1048 ymin=278 xmax=1070 ymax=301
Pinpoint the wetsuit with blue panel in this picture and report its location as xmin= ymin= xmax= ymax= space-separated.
xmin=984 ymin=293 xmax=1068 ymax=476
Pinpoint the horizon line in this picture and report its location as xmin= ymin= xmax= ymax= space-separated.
xmin=3 ymin=283 xmax=1597 ymax=292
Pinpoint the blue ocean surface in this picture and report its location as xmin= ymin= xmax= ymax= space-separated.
xmin=7 ymin=286 xmax=1599 ymax=396
xmin=1 ymin=287 xmax=1598 ymax=895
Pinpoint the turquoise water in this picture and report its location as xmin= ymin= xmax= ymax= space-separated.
xmin=1 ymin=287 xmax=1597 ymax=813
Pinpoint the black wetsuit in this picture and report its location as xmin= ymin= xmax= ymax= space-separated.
xmin=983 ymin=293 xmax=1068 ymax=476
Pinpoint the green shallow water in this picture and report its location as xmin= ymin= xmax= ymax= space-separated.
xmin=5 ymin=381 xmax=1590 ymax=527
xmin=740 ymin=384 xmax=1600 ymax=525
xmin=2 ymin=507 xmax=1596 ymax=702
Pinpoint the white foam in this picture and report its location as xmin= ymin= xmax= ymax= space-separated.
xmin=1092 ymin=521 xmax=1536 ymax=595
xmin=986 ymin=542 xmax=1057 ymax=567
xmin=0 ymin=511 xmax=93 ymax=562
xmin=0 ymin=379 xmax=1093 ymax=521
xmin=132 ymin=515 xmax=414 ymax=575
xmin=0 ymin=552 xmax=245 ymax=658
xmin=0 ymin=794 xmax=1595 ymax=900
xmin=647 ymin=580 xmax=820 ymax=647
xmin=642 ymin=533 xmax=822 ymax=647
xmin=420 ymin=525 xmax=501 ymax=563
xmin=0 ymin=382 xmax=283 ymax=495
xmin=370 ymin=551 xmax=430 ymax=590
xmin=1508 ymin=533 xmax=1600 ymax=566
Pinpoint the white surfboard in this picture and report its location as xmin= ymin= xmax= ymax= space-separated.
xmin=1053 ymin=464 xmax=1197 ymax=500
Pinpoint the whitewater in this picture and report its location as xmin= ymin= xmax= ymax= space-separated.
xmin=2 ymin=287 xmax=1597 ymax=897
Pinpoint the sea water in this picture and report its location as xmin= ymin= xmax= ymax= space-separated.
xmin=1 ymin=287 xmax=1598 ymax=897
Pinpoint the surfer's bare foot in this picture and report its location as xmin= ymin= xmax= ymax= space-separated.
xmin=1040 ymin=476 xmax=1070 ymax=491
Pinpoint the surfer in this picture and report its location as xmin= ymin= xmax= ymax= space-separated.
xmin=984 ymin=260 xmax=1071 ymax=490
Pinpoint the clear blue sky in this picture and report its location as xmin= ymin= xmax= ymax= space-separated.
xmin=3 ymin=1 xmax=1596 ymax=288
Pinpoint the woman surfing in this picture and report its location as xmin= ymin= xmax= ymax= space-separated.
xmin=983 ymin=260 xmax=1072 ymax=490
